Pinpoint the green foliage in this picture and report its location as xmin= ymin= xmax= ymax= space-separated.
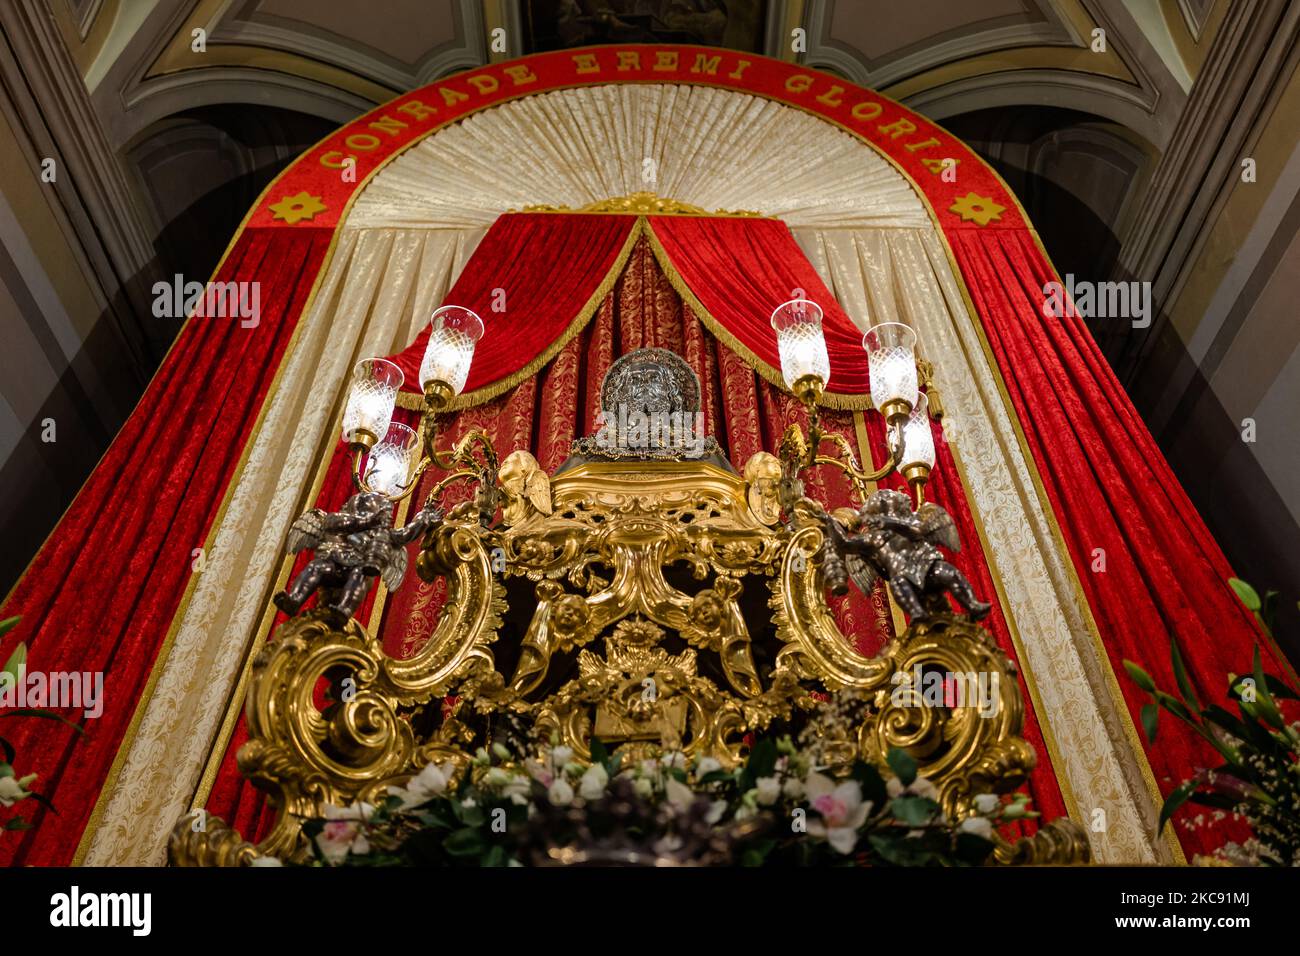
xmin=291 ymin=737 xmax=1012 ymax=868
xmin=1122 ymin=579 xmax=1300 ymax=866
xmin=886 ymin=746 xmax=917 ymax=786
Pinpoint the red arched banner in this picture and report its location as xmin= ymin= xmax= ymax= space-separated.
xmin=246 ymin=44 xmax=1023 ymax=235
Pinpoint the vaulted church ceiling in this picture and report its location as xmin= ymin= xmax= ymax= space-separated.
xmin=54 ymin=0 xmax=1211 ymax=153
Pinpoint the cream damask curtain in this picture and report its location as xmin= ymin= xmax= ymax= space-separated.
xmin=87 ymin=84 xmax=1159 ymax=864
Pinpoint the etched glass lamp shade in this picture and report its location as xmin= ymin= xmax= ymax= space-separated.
xmin=899 ymin=392 xmax=936 ymax=491
xmin=419 ymin=305 xmax=485 ymax=406
xmin=862 ymin=322 xmax=918 ymax=423
xmin=342 ymin=358 xmax=403 ymax=448
xmin=363 ymin=422 xmax=421 ymax=499
xmin=771 ymin=299 xmax=830 ymax=404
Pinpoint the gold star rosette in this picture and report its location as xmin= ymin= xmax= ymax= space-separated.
xmin=268 ymin=191 xmax=327 ymax=224
xmin=948 ymin=192 xmax=1005 ymax=227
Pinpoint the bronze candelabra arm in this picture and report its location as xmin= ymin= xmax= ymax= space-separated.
xmin=346 ymin=372 xmax=500 ymax=512
xmin=812 ymin=425 xmax=903 ymax=483
xmin=340 ymin=305 xmax=488 ymax=505
xmin=783 ymin=372 xmax=909 ymax=503
xmin=350 ymin=444 xmax=434 ymax=503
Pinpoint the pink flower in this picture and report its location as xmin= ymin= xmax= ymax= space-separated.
xmin=317 ymin=820 xmax=369 ymax=864
xmin=805 ymin=772 xmax=872 ymax=854
xmin=812 ymin=793 xmax=851 ymax=827
xmin=323 ymin=820 xmax=357 ymax=841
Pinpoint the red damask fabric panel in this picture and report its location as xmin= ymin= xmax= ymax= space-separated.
xmin=0 ymin=228 xmax=333 ymax=866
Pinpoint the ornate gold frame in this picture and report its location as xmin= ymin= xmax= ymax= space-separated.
xmin=171 ymin=453 xmax=1088 ymax=865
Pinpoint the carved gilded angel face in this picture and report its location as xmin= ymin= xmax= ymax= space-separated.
xmin=689 ymin=591 xmax=725 ymax=634
xmin=550 ymin=594 xmax=590 ymax=636
xmin=743 ymin=452 xmax=783 ymax=524
xmin=499 ymin=453 xmax=528 ymax=493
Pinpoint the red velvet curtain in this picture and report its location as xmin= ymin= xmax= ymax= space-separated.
xmin=948 ymin=228 xmax=1296 ymax=856
xmin=649 ymin=216 xmax=872 ymax=402
xmin=206 ymin=235 xmax=1067 ymax=842
xmin=384 ymin=213 xmax=873 ymax=409
xmin=389 ymin=214 xmax=636 ymax=402
xmin=0 ymin=228 xmax=333 ymax=866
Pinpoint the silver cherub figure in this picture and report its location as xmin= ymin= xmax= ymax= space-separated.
xmin=272 ymin=492 xmax=442 ymax=620
xmin=820 ymin=488 xmax=991 ymax=623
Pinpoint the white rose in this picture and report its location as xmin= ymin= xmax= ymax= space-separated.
xmin=0 ymin=776 xmax=28 ymax=807
xmin=484 ymin=767 xmax=511 ymax=788
xmin=551 ymin=746 xmax=574 ymax=767
xmin=973 ymin=793 xmax=1000 ymax=815
xmin=249 ymin=856 xmax=283 ymax=867
xmin=548 ymin=778 xmax=575 ymax=806
xmin=634 ymin=777 xmax=654 ymax=799
xmin=665 ymin=776 xmax=695 ymax=810
xmin=755 ymin=776 xmax=781 ymax=806
xmin=910 ymin=776 xmax=939 ymax=801
xmin=695 ymin=757 xmax=722 ymax=778
xmin=410 ymin=762 xmax=453 ymax=797
xmin=782 ymin=776 xmax=805 ymax=800
xmin=959 ymin=816 xmax=995 ymax=839
xmin=579 ymin=764 xmax=609 ymax=801
xmin=503 ymin=774 xmax=532 ymax=802
xmin=660 ymin=752 xmax=687 ymax=771
xmin=886 ymin=775 xmax=939 ymax=802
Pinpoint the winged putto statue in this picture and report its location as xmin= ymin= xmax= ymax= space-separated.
xmin=819 ymin=488 xmax=992 ymax=623
xmin=498 ymin=450 xmax=553 ymax=526
xmin=272 ymin=492 xmax=442 ymax=620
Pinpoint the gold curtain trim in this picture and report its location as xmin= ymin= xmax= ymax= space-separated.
xmin=641 ymin=218 xmax=874 ymax=411
xmin=395 ymin=218 xmax=643 ymax=413
xmin=517 ymin=191 xmax=768 ymax=219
